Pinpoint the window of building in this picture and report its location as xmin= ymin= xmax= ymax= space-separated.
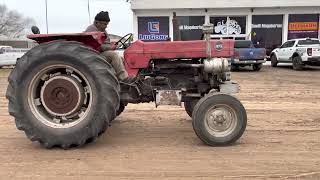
xmin=288 ymin=14 xmax=319 ymax=40
xmin=210 ymin=16 xmax=247 ymax=36
xmin=251 ymin=15 xmax=283 ymax=56
xmin=176 ymin=16 xmax=205 ymax=41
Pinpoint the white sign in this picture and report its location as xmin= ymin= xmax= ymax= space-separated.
xmin=179 ymin=25 xmax=203 ymax=30
xmin=252 ymin=24 xmax=283 ymax=29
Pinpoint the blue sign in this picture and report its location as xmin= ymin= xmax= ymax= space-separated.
xmin=148 ymin=22 xmax=160 ymax=33
xmin=138 ymin=17 xmax=170 ymax=41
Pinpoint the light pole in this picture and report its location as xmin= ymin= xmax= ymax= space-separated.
xmin=88 ymin=0 xmax=91 ymax=24
xmin=45 ymin=0 xmax=49 ymax=34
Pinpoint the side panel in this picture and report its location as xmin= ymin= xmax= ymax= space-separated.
xmin=124 ymin=40 xmax=235 ymax=76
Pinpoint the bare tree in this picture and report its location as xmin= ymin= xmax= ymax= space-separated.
xmin=0 ymin=4 xmax=35 ymax=38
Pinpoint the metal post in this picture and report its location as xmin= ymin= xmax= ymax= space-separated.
xmin=45 ymin=0 xmax=49 ymax=34
xmin=88 ymin=0 xmax=91 ymax=24
xmin=203 ymin=24 xmax=214 ymax=59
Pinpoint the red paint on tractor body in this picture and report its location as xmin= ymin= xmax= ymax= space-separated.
xmin=123 ymin=40 xmax=234 ymax=76
xmin=28 ymin=33 xmax=235 ymax=76
xmin=28 ymin=32 xmax=106 ymax=52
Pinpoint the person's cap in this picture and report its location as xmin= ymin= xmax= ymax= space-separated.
xmin=95 ymin=11 xmax=110 ymax=22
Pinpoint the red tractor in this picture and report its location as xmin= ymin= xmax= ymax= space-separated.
xmin=6 ymin=24 xmax=247 ymax=148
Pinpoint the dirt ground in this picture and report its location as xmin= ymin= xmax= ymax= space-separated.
xmin=0 ymin=64 xmax=319 ymax=180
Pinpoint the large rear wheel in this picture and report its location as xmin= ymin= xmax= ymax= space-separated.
xmin=6 ymin=41 xmax=120 ymax=148
xmin=192 ymin=94 xmax=247 ymax=146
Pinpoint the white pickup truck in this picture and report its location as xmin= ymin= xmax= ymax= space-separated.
xmin=0 ymin=46 xmax=29 ymax=68
xmin=270 ymin=38 xmax=320 ymax=70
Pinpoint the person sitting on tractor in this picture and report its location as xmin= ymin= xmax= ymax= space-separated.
xmin=85 ymin=11 xmax=135 ymax=83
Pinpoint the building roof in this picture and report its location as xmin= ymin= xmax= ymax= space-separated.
xmin=131 ymin=0 xmax=320 ymax=10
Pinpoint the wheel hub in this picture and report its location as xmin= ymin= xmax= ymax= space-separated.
xmin=40 ymin=75 xmax=85 ymax=117
xmin=206 ymin=107 xmax=233 ymax=132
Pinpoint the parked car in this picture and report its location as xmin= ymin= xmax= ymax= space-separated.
xmin=0 ymin=45 xmax=13 ymax=50
xmin=270 ymin=38 xmax=320 ymax=70
xmin=231 ymin=40 xmax=266 ymax=71
xmin=0 ymin=47 xmax=29 ymax=67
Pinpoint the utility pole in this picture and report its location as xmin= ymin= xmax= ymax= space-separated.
xmin=45 ymin=0 xmax=49 ymax=34
xmin=88 ymin=0 xmax=91 ymax=24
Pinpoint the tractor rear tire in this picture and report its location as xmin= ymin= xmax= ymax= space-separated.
xmin=6 ymin=41 xmax=120 ymax=149
xmin=192 ymin=94 xmax=247 ymax=146
xmin=184 ymin=98 xmax=199 ymax=118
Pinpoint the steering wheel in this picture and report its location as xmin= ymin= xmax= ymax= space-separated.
xmin=115 ymin=33 xmax=133 ymax=49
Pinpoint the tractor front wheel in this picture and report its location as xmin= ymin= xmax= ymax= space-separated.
xmin=192 ymin=94 xmax=247 ymax=146
xmin=184 ymin=98 xmax=199 ymax=118
xmin=116 ymin=102 xmax=127 ymax=116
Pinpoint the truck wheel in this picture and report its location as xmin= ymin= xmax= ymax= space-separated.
xmin=184 ymin=98 xmax=199 ymax=118
xmin=192 ymin=94 xmax=247 ymax=146
xmin=253 ymin=64 xmax=262 ymax=71
xmin=271 ymin=55 xmax=278 ymax=67
xmin=292 ymin=56 xmax=304 ymax=71
xmin=231 ymin=65 xmax=239 ymax=71
xmin=6 ymin=41 xmax=120 ymax=148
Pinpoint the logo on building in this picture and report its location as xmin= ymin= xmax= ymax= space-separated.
xmin=148 ymin=22 xmax=160 ymax=33
xmin=214 ymin=19 xmax=241 ymax=35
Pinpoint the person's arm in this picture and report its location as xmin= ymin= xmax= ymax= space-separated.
xmin=84 ymin=25 xmax=116 ymax=51
xmin=101 ymin=35 xmax=116 ymax=51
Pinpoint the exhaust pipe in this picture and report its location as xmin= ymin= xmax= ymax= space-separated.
xmin=202 ymin=24 xmax=214 ymax=59
xmin=202 ymin=24 xmax=229 ymax=74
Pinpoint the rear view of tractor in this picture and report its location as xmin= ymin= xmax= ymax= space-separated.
xmin=6 ymin=24 xmax=247 ymax=148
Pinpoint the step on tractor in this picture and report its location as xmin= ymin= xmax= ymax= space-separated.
xmin=6 ymin=24 xmax=247 ymax=148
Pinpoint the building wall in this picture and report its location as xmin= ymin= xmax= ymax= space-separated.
xmin=132 ymin=7 xmax=320 ymax=43
xmin=0 ymin=40 xmax=36 ymax=48
xmin=131 ymin=0 xmax=320 ymax=9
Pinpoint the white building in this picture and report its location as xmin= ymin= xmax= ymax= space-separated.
xmin=131 ymin=0 xmax=320 ymax=55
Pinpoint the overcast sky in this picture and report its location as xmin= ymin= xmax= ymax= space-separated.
xmin=1 ymin=0 xmax=133 ymax=36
